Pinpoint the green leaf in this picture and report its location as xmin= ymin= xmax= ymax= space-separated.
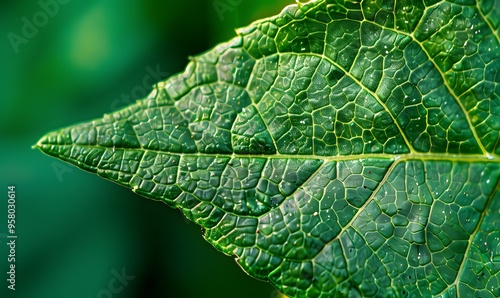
xmin=36 ymin=0 xmax=500 ymax=296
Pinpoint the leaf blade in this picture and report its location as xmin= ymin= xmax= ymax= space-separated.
xmin=36 ymin=0 xmax=500 ymax=297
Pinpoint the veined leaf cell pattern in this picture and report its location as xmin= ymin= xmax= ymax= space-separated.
xmin=37 ymin=0 xmax=500 ymax=297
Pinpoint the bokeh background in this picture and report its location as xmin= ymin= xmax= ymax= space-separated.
xmin=0 ymin=0 xmax=292 ymax=297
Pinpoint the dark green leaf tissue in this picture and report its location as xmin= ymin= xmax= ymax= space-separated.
xmin=36 ymin=0 xmax=500 ymax=297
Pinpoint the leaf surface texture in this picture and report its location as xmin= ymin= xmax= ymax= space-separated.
xmin=37 ymin=0 xmax=500 ymax=297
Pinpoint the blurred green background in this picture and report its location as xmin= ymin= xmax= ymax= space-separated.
xmin=0 ymin=0 xmax=292 ymax=297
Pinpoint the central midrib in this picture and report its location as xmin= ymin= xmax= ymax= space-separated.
xmin=37 ymin=143 xmax=500 ymax=163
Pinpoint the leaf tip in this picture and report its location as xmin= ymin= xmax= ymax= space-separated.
xmin=33 ymin=134 xmax=48 ymax=151
xmin=33 ymin=129 xmax=66 ymax=156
